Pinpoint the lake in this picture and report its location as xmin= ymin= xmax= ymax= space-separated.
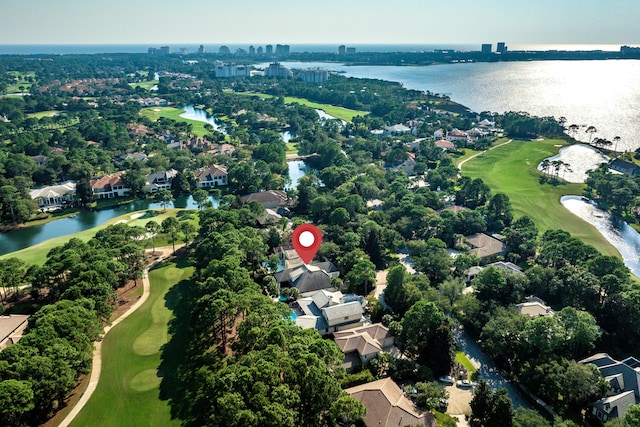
xmin=269 ymin=60 xmax=640 ymax=152
xmin=561 ymin=196 xmax=640 ymax=277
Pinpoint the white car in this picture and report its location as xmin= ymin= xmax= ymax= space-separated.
xmin=456 ymin=379 xmax=473 ymax=388
xmin=438 ymin=375 xmax=455 ymax=385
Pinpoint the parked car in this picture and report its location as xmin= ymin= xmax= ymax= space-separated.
xmin=456 ymin=379 xmax=473 ymax=388
xmin=438 ymin=375 xmax=455 ymax=385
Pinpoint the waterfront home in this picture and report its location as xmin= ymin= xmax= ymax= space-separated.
xmin=30 ymin=180 xmax=76 ymax=209
xmin=446 ymin=128 xmax=469 ymax=143
xmin=274 ymin=261 xmax=340 ymax=295
xmin=145 ymin=169 xmax=178 ymax=193
xmin=610 ymin=158 xmax=640 ymax=177
xmin=194 ymin=164 xmax=228 ymax=188
xmin=91 ymin=172 xmax=130 ymax=199
xmin=239 ymin=190 xmax=293 ymax=209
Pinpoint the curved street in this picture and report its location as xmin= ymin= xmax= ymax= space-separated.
xmin=454 ymin=325 xmax=531 ymax=410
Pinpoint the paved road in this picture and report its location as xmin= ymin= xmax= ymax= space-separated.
xmin=455 ymin=325 xmax=531 ymax=410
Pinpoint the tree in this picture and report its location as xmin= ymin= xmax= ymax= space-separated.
xmin=329 ymin=395 xmax=366 ymax=427
xmin=585 ymin=125 xmax=597 ymax=144
xmin=161 ymin=217 xmax=180 ymax=253
xmin=486 ymin=193 xmax=513 ymax=231
xmin=123 ymin=169 xmax=147 ymax=198
xmin=155 ymin=189 xmax=174 ymax=212
xmin=145 ymin=220 xmax=160 ymax=254
xmin=399 ymin=300 xmax=455 ymax=375
xmin=0 ymin=379 xmax=35 ymax=426
xmin=470 ymin=381 xmax=514 ymax=427
xmin=413 ymin=381 xmax=449 ymax=411
xmin=192 ymin=188 xmax=209 ymax=210
xmin=180 ymin=222 xmax=196 ymax=245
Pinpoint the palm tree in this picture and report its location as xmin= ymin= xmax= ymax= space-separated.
xmin=613 ymin=136 xmax=621 ymax=154
xmin=540 ymin=159 xmax=551 ymax=176
xmin=145 ymin=221 xmax=159 ymax=254
xmin=568 ymin=124 xmax=579 ymax=139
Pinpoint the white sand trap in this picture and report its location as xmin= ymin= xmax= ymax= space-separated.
xmin=131 ymin=212 xmax=145 ymax=219
xmin=153 ymin=108 xmax=161 ymax=112
xmin=114 ymin=219 xmax=128 ymax=225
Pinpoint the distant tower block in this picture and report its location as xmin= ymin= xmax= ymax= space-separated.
xmin=198 ymin=45 xmax=205 ymax=54
xmin=481 ymin=43 xmax=492 ymax=54
xmin=266 ymin=44 xmax=273 ymax=54
xmin=497 ymin=42 xmax=507 ymax=53
xmin=338 ymin=45 xmax=346 ymax=55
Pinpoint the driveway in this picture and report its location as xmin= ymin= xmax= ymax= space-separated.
xmin=454 ymin=326 xmax=531 ymax=410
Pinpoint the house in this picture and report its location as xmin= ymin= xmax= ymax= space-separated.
xmin=91 ymin=172 xmax=130 ymax=199
xmin=256 ymin=208 xmax=282 ymax=226
xmin=145 ymin=169 xmax=178 ymax=193
xmin=435 ymin=139 xmax=455 ymax=150
xmin=385 ymin=124 xmax=412 ymax=135
xmin=580 ymin=353 xmax=640 ymax=422
xmin=194 ymin=164 xmax=227 ymax=188
xmin=30 ymin=154 xmax=48 ymax=166
xmin=118 ymin=152 xmax=148 ymax=163
xmin=291 ymin=289 xmax=365 ymax=336
xmin=334 ymin=323 xmax=395 ymax=371
xmin=346 ymin=378 xmax=437 ymax=427
xmin=446 ymin=128 xmax=468 ymax=143
xmin=274 ymin=261 xmax=340 ymax=295
xmin=465 ymin=233 xmax=508 ymax=261
xmin=515 ymin=296 xmax=555 ymax=317
xmin=434 ymin=129 xmax=445 ymax=140
xmin=610 ymin=159 xmax=640 ymax=177
xmin=487 ymin=261 xmax=525 ymax=276
xmin=239 ymin=190 xmax=293 ymax=210
xmin=399 ymin=152 xmax=417 ymax=175
xmin=30 ymin=180 xmax=76 ymax=209
xmin=0 ymin=314 xmax=30 ymax=351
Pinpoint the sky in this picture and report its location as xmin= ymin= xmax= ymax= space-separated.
xmin=1 ymin=0 xmax=639 ymax=47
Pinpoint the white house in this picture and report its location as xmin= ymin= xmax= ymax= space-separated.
xmin=30 ymin=180 xmax=77 ymax=209
xmin=194 ymin=165 xmax=227 ymax=188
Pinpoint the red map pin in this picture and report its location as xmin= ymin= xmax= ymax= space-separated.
xmin=292 ymin=224 xmax=322 ymax=264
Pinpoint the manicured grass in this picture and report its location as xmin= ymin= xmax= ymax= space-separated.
xmin=461 ymin=139 xmax=619 ymax=257
xmin=26 ymin=110 xmax=59 ymax=119
xmin=433 ymin=411 xmax=459 ymax=426
xmin=70 ymin=259 xmax=194 ymax=427
xmin=455 ymin=350 xmax=478 ymax=381
xmin=0 ymin=209 xmax=191 ymax=266
xmin=139 ymin=107 xmax=209 ymax=137
xmin=233 ymin=91 xmax=368 ymax=123
xmin=129 ymin=80 xmax=159 ymax=90
xmin=286 ymin=142 xmax=299 ymax=155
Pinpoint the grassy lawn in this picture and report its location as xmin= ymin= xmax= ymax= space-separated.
xmin=70 ymin=258 xmax=194 ymax=427
xmin=286 ymin=142 xmax=299 ymax=155
xmin=0 ymin=209 xmax=192 ymax=266
xmin=26 ymin=110 xmax=60 ymax=119
xmin=233 ymin=91 xmax=368 ymax=123
xmin=129 ymin=80 xmax=158 ymax=90
xmin=139 ymin=107 xmax=209 ymax=137
xmin=455 ymin=351 xmax=479 ymax=381
xmin=461 ymin=138 xmax=619 ymax=257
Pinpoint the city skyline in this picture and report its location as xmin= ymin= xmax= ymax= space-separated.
xmin=2 ymin=0 xmax=639 ymax=47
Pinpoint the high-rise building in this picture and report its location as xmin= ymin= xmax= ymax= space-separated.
xmin=198 ymin=45 xmax=205 ymax=54
xmin=219 ymin=45 xmax=231 ymax=55
xmin=265 ymin=62 xmax=292 ymax=77
xmin=346 ymin=47 xmax=356 ymax=54
xmin=180 ymin=47 xmax=189 ymax=55
xmin=249 ymin=45 xmax=256 ymax=55
xmin=275 ymin=44 xmax=290 ymax=55
xmin=266 ymin=44 xmax=273 ymax=54
xmin=159 ymin=46 xmax=171 ymax=55
xmin=299 ymin=68 xmax=329 ymax=83
xmin=338 ymin=45 xmax=346 ymax=55
xmin=215 ymin=63 xmax=251 ymax=78
xmin=497 ymin=42 xmax=507 ymax=54
xmin=257 ymin=46 xmax=263 ymax=55
xmin=481 ymin=43 xmax=492 ymax=54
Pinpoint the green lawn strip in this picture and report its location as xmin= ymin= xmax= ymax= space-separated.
xmin=0 ymin=209 xmax=188 ymax=266
xmin=233 ymin=91 xmax=368 ymax=123
xmin=455 ymin=350 xmax=478 ymax=380
xmin=286 ymin=142 xmax=299 ymax=155
xmin=462 ymin=139 xmax=619 ymax=257
xmin=433 ymin=411 xmax=458 ymax=426
xmin=139 ymin=107 xmax=209 ymax=137
xmin=129 ymin=80 xmax=159 ymax=90
xmin=70 ymin=259 xmax=194 ymax=427
xmin=26 ymin=110 xmax=59 ymax=119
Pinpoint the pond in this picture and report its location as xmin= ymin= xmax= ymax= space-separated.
xmin=179 ymin=105 xmax=223 ymax=132
xmin=0 ymin=195 xmax=219 ymax=256
xmin=1 ymin=160 xmax=312 ymax=256
xmin=561 ymin=196 xmax=640 ymax=277
xmin=538 ymin=144 xmax=608 ymax=183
